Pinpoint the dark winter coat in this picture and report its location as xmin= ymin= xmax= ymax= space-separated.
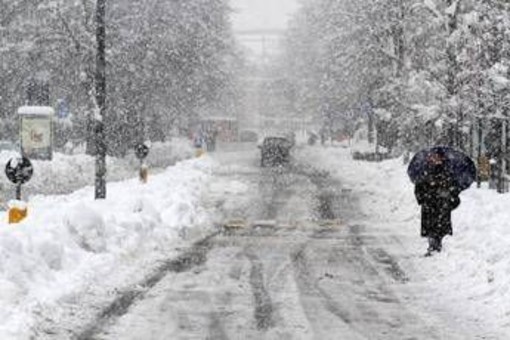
xmin=414 ymin=169 xmax=461 ymax=238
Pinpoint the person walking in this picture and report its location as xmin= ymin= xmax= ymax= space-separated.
xmin=408 ymin=146 xmax=476 ymax=256
xmin=414 ymin=151 xmax=461 ymax=255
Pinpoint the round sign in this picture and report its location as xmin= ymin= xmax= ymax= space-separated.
xmin=134 ymin=143 xmax=150 ymax=160
xmin=5 ymin=156 xmax=33 ymax=185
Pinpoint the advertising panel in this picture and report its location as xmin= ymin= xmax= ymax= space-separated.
xmin=18 ymin=106 xmax=54 ymax=160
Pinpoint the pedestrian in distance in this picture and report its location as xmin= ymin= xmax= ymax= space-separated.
xmin=407 ymin=146 xmax=476 ymax=256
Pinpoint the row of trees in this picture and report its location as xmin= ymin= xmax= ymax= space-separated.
xmin=278 ymin=0 xmax=510 ymax=157
xmin=0 ymin=0 xmax=242 ymax=156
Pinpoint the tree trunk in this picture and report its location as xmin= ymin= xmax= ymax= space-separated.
xmin=498 ymin=120 xmax=508 ymax=193
xmin=393 ymin=0 xmax=405 ymax=78
xmin=83 ymin=70 xmax=97 ymax=156
xmin=446 ymin=0 xmax=461 ymax=148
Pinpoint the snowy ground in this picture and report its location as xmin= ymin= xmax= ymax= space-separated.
xmin=0 ymin=138 xmax=199 ymax=338
xmin=0 ymin=141 xmax=508 ymax=339
xmin=299 ymin=144 xmax=510 ymax=337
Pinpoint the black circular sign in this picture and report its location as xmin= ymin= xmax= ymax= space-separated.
xmin=5 ymin=157 xmax=33 ymax=185
xmin=134 ymin=143 xmax=150 ymax=160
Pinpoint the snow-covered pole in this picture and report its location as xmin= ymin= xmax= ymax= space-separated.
xmin=95 ymin=0 xmax=107 ymax=199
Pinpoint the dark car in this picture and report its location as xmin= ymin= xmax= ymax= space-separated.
xmin=258 ymin=137 xmax=292 ymax=167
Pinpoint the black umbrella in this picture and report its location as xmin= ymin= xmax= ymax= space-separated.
xmin=407 ymin=146 xmax=477 ymax=191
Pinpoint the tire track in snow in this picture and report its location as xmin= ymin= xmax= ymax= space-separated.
xmin=244 ymin=248 xmax=276 ymax=331
xmin=207 ymin=311 xmax=229 ymax=340
xmin=75 ymin=231 xmax=220 ymax=340
xmin=291 ymin=246 xmax=354 ymax=326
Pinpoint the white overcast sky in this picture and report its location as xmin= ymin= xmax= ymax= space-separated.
xmin=230 ymin=0 xmax=300 ymax=31
xmin=230 ymin=0 xmax=300 ymax=58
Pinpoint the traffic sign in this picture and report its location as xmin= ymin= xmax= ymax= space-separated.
xmin=5 ymin=156 xmax=33 ymax=185
xmin=134 ymin=143 xmax=150 ymax=160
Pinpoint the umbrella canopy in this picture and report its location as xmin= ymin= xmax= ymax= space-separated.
xmin=407 ymin=146 xmax=477 ymax=191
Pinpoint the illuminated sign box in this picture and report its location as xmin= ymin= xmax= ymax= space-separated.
xmin=18 ymin=106 xmax=54 ymax=160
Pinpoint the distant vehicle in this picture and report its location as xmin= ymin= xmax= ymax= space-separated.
xmin=258 ymin=137 xmax=292 ymax=167
xmin=239 ymin=130 xmax=258 ymax=142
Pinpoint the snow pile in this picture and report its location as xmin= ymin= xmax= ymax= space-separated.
xmin=300 ymin=146 xmax=415 ymax=221
xmin=299 ymin=145 xmax=510 ymax=335
xmin=0 ymin=156 xmax=214 ymax=339
xmin=0 ymin=138 xmax=194 ymax=205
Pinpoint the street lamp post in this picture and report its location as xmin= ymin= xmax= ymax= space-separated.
xmin=95 ymin=0 xmax=107 ymax=199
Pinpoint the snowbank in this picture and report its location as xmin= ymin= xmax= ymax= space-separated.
xmin=298 ymin=146 xmax=510 ymax=336
xmin=0 ymin=138 xmax=194 ymax=206
xmin=0 ymin=155 xmax=214 ymax=339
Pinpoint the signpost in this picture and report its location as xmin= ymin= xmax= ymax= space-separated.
xmin=135 ymin=143 xmax=150 ymax=183
xmin=5 ymin=156 xmax=34 ymax=200
xmin=18 ymin=106 xmax=54 ymax=160
xmin=5 ymin=156 xmax=33 ymax=223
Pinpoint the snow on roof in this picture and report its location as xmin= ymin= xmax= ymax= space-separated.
xmin=17 ymin=106 xmax=55 ymax=116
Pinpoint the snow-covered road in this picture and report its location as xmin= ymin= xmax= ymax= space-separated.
xmin=95 ymin=227 xmax=466 ymax=340
xmin=69 ymin=144 xmax=497 ymax=340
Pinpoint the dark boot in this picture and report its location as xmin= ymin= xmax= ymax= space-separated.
xmin=427 ymin=237 xmax=442 ymax=253
xmin=436 ymin=237 xmax=443 ymax=252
